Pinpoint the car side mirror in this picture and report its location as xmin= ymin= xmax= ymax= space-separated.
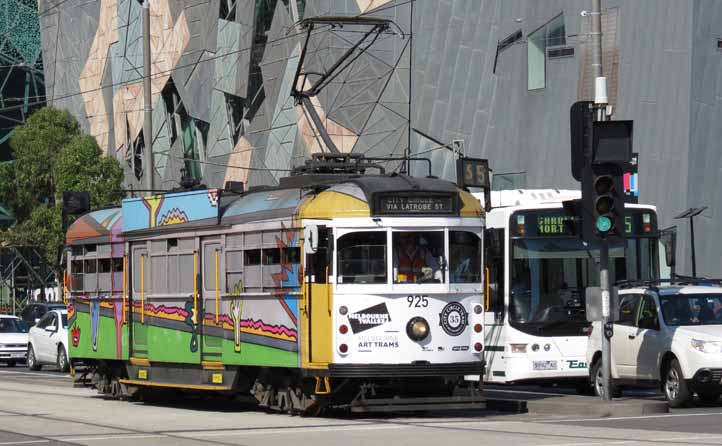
xmin=45 ymin=325 xmax=57 ymax=332
xmin=34 ymin=318 xmax=40 ymax=324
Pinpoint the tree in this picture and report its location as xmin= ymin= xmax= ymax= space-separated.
xmin=0 ymin=107 xmax=124 ymax=298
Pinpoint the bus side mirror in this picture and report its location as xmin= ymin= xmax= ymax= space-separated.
xmin=304 ymin=225 xmax=318 ymax=255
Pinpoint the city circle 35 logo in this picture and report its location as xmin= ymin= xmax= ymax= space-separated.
xmin=347 ymin=303 xmax=391 ymax=334
xmin=439 ymin=302 xmax=468 ymax=336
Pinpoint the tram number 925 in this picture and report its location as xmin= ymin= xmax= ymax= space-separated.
xmin=407 ymin=295 xmax=429 ymax=308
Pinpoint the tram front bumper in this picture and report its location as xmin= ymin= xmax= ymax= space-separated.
xmin=328 ymin=361 xmax=485 ymax=378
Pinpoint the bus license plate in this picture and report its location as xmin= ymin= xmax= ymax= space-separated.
xmin=533 ymin=360 xmax=558 ymax=371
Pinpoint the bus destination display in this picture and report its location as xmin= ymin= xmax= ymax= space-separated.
xmin=512 ymin=209 xmax=656 ymax=237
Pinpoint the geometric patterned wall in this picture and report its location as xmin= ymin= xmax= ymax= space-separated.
xmin=38 ymin=0 xmax=411 ymax=190
xmin=38 ymin=0 xmax=722 ymax=276
xmin=0 ymin=0 xmax=45 ymax=161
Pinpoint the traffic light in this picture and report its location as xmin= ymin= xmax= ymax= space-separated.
xmin=582 ymin=163 xmax=625 ymax=239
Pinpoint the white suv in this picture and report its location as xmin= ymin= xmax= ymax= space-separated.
xmin=28 ymin=309 xmax=70 ymax=372
xmin=587 ymin=284 xmax=722 ymax=407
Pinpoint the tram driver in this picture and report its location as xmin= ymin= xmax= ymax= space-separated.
xmin=394 ymin=232 xmax=442 ymax=283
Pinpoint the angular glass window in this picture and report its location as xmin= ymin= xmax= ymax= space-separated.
xmin=527 ymin=14 xmax=567 ymax=90
xmin=527 ymin=26 xmax=546 ymax=90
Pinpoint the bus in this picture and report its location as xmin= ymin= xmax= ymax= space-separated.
xmin=474 ymin=189 xmax=660 ymax=389
xmin=65 ymin=153 xmax=486 ymax=413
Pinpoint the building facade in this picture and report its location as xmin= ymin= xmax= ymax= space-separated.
xmin=0 ymin=0 xmax=45 ymax=160
xmin=39 ymin=0 xmax=722 ymax=276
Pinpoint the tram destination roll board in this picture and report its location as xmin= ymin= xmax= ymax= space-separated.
xmin=375 ymin=193 xmax=457 ymax=216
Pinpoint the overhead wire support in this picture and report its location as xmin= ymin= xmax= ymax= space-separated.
xmin=291 ymin=16 xmax=401 ymax=155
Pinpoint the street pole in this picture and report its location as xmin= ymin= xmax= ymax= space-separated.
xmin=11 ymin=260 xmax=15 ymax=316
xmin=142 ymin=0 xmax=154 ymax=194
xmin=690 ymin=216 xmax=696 ymax=277
xmin=591 ymin=0 xmax=612 ymax=401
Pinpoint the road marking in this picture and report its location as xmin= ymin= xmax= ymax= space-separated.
xmin=534 ymin=441 xmax=635 ymax=446
xmin=538 ymin=411 xmax=722 ymax=423
xmin=0 ymin=371 xmax=69 ymax=379
xmin=54 ymin=434 xmax=168 ymax=442
xmin=183 ymin=424 xmax=409 ymax=437
xmin=0 ymin=441 xmax=49 ymax=445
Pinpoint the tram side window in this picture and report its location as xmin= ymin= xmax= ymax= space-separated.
xmin=283 ymin=247 xmax=301 ymax=264
xmin=71 ymin=260 xmax=84 ymax=291
xmin=337 ymin=231 xmax=386 ymax=284
xmin=450 ymin=231 xmax=482 ymax=283
xmin=263 ymin=248 xmax=281 ymax=265
xmin=245 ymin=250 xmax=261 ymax=266
xmin=98 ymin=258 xmax=112 ymax=293
xmin=485 ymin=229 xmax=504 ymax=314
xmin=84 ymin=259 xmax=97 ymax=291
xmin=226 ymin=250 xmax=244 ymax=293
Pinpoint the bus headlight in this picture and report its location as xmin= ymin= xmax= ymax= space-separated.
xmin=406 ymin=317 xmax=430 ymax=341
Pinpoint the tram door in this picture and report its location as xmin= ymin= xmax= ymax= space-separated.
xmin=201 ymin=239 xmax=224 ymax=364
xmin=304 ymin=226 xmax=332 ymax=365
xmin=130 ymin=243 xmax=150 ymax=359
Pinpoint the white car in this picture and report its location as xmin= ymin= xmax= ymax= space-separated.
xmin=587 ymin=285 xmax=722 ymax=407
xmin=0 ymin=315 xmax=29 ymax=366
xmin=28 ymin=309 xmax=70 ymax=372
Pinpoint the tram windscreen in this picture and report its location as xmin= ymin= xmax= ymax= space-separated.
xmin=337 ymin=231 xmax=387 ymax=284
xmin=510 ymin=237 xmax=658 ymax=335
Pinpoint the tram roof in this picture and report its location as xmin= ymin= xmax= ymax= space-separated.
xmin=66 ymin=175 xmax=482 ymax=244
xmin=66 ymin=208 xmax=123 ymax=245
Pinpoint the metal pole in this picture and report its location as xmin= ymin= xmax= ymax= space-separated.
xmin=600 ymin=238 xmax=612 ymax=401
xmin=690 ymin=216 xmax=696 ymax=277
xmin=406 ymin=0 xmax=413 ymax=175
xmin=592 ymin=0 xmax=612 ymax=401
xmin=591 ymin=0 xmax=602 ymax=79
xmin=11 ymin=259 xmax=15 ymax=316
xmin=142 ymin=0 xmax=154 ymax=194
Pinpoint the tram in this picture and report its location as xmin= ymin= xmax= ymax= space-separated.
xmin=65 ymin=154 xmax=486 ymax=413
xmin=474 ymin=189 xmax=660 ymax=389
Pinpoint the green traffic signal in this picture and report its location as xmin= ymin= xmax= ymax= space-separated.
xmin=596 ymin=215 xmax=613 ymax=233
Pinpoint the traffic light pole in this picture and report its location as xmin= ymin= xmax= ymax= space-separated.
xmin=591 ymin=0 xmax=613 ymax=400
xmin=600 ymin=238 xmax=612 ymax=400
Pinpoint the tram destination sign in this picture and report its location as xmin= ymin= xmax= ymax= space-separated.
xmin=375 ymin=193 xmax=456 ymax=215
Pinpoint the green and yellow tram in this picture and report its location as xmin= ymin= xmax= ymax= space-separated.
xmin=66 ymin=154 xmax=486 ymax=413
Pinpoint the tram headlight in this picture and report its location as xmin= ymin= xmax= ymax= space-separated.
xmin=406 ymin=317 xmax=430 ymax=341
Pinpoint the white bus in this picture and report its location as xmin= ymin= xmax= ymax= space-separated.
xmin=474 ymin=189 xmax=660 ymax=390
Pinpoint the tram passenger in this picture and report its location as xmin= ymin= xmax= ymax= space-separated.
xmin=394 ymin=233 xmax=440 ymax=283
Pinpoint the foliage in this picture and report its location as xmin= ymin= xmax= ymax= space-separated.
xmin=0 ymin=107 xmax=124 ymax=270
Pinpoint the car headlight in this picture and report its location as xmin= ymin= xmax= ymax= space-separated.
xmin=690 ymin=339 xmax=722 ymax=353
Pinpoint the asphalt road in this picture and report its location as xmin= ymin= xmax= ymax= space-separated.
xmin=2 ymin=365 xmax=722 ymax=446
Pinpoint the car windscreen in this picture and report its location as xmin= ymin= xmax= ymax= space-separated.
xmin=0 ymin=318 xmax=29 ymax=333
xmin=660 ymin=294 xmax=722 ymax=326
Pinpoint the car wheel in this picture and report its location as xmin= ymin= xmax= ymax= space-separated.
xmin=27 ymin=345 xmax=41 ymax=371
xmin=57 ymin=346 xmax=69 ymax=373
xmin=591 ymin=359 xmax=621 ymax=399
xmin=697 ymin=389 xmax=721 ymax=403
xmin=663 ymin=359 xmax=692 ymax=408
